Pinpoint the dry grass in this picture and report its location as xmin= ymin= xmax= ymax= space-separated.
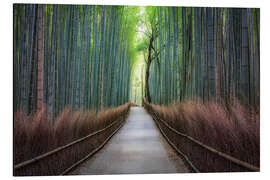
xmin=14 ymin=102 xmax=131 ymax=175
xmin=129 ymin=102 xmax=139 ymax=106
xmin=144 ymin=99 xmax=259 ymax=172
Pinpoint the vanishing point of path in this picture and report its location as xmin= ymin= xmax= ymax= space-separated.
xmin=70 ymin=107 xmax=190 ymax=175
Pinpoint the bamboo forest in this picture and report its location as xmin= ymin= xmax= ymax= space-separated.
xmin=13 ymin=4 xmax=260 ymax=175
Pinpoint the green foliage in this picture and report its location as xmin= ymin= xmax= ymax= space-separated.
xmin=13 ymin=4 xmax=139 ymax=116
xmin=13 ymin=4 xmax=260 ymax=115
xmin=135 ymin=39 xmax=148 ymax=52
xmin=145 ymin=7 xmax=259 ymax=108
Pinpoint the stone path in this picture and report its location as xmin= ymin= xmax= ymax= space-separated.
xmin=69 ymin=107 xmax=190 ymax=175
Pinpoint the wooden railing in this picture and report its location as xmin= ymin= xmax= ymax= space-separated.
xmin=14 ymin=107 xmax=130 ymax=176
xmin=143 ymin=100 xmax=259 ymax=172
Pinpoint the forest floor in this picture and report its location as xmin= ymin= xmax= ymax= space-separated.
xmin=69 ymin=107 xmax=190 ymax=175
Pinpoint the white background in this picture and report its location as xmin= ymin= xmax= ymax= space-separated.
xmin=1 ymin=0 xmax=269 ymax=179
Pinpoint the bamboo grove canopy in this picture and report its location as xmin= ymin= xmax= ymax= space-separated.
xmin=13 ymin=4 xmax=139 ymax=117
xmin=142 ymin=7 xmax=259 ymax=108
xmin=13 ymin=4 xmax=260 ymax=117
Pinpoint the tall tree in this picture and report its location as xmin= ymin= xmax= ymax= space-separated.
xmin=37 ymin=4 xmax=44 ymax=112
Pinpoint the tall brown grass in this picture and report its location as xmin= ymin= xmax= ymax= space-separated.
xmin=129 ymin=102 xmax=139 ymax=107
xmin=14 ymin=102 xmax=131 ymax=175
xmin=144 ymin=99 xmax=259 ymax=172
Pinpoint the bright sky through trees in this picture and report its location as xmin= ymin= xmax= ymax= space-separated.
xmin=13 ymin=4 xmax=260 ymax=115
xmin=132 ymin=6 xmax=259 ymax=109
xmin=130 ymin=7 xmax=146 ymax=105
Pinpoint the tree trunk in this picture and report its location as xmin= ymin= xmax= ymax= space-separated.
xmin=145 ymin=34 xmax=154 ymax=103
xmin=207 ymin=8 xmax=216 ymax=99
xmin=37 ymin=4 xmax=44 ymax=112
xmin=215 ymin=8 xmax=222 ymax=103
xmin=241 ymin=8 xmax=250 ymax=104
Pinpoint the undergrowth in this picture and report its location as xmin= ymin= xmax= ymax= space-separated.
xmin=14 ymin=102 xmax=131 ymax=175
xmin=144 ymin=98 xmax=259 ymax=172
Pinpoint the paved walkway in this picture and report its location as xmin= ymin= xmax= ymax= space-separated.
xmin=69 ymin=107 xmax=190 ymax=175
